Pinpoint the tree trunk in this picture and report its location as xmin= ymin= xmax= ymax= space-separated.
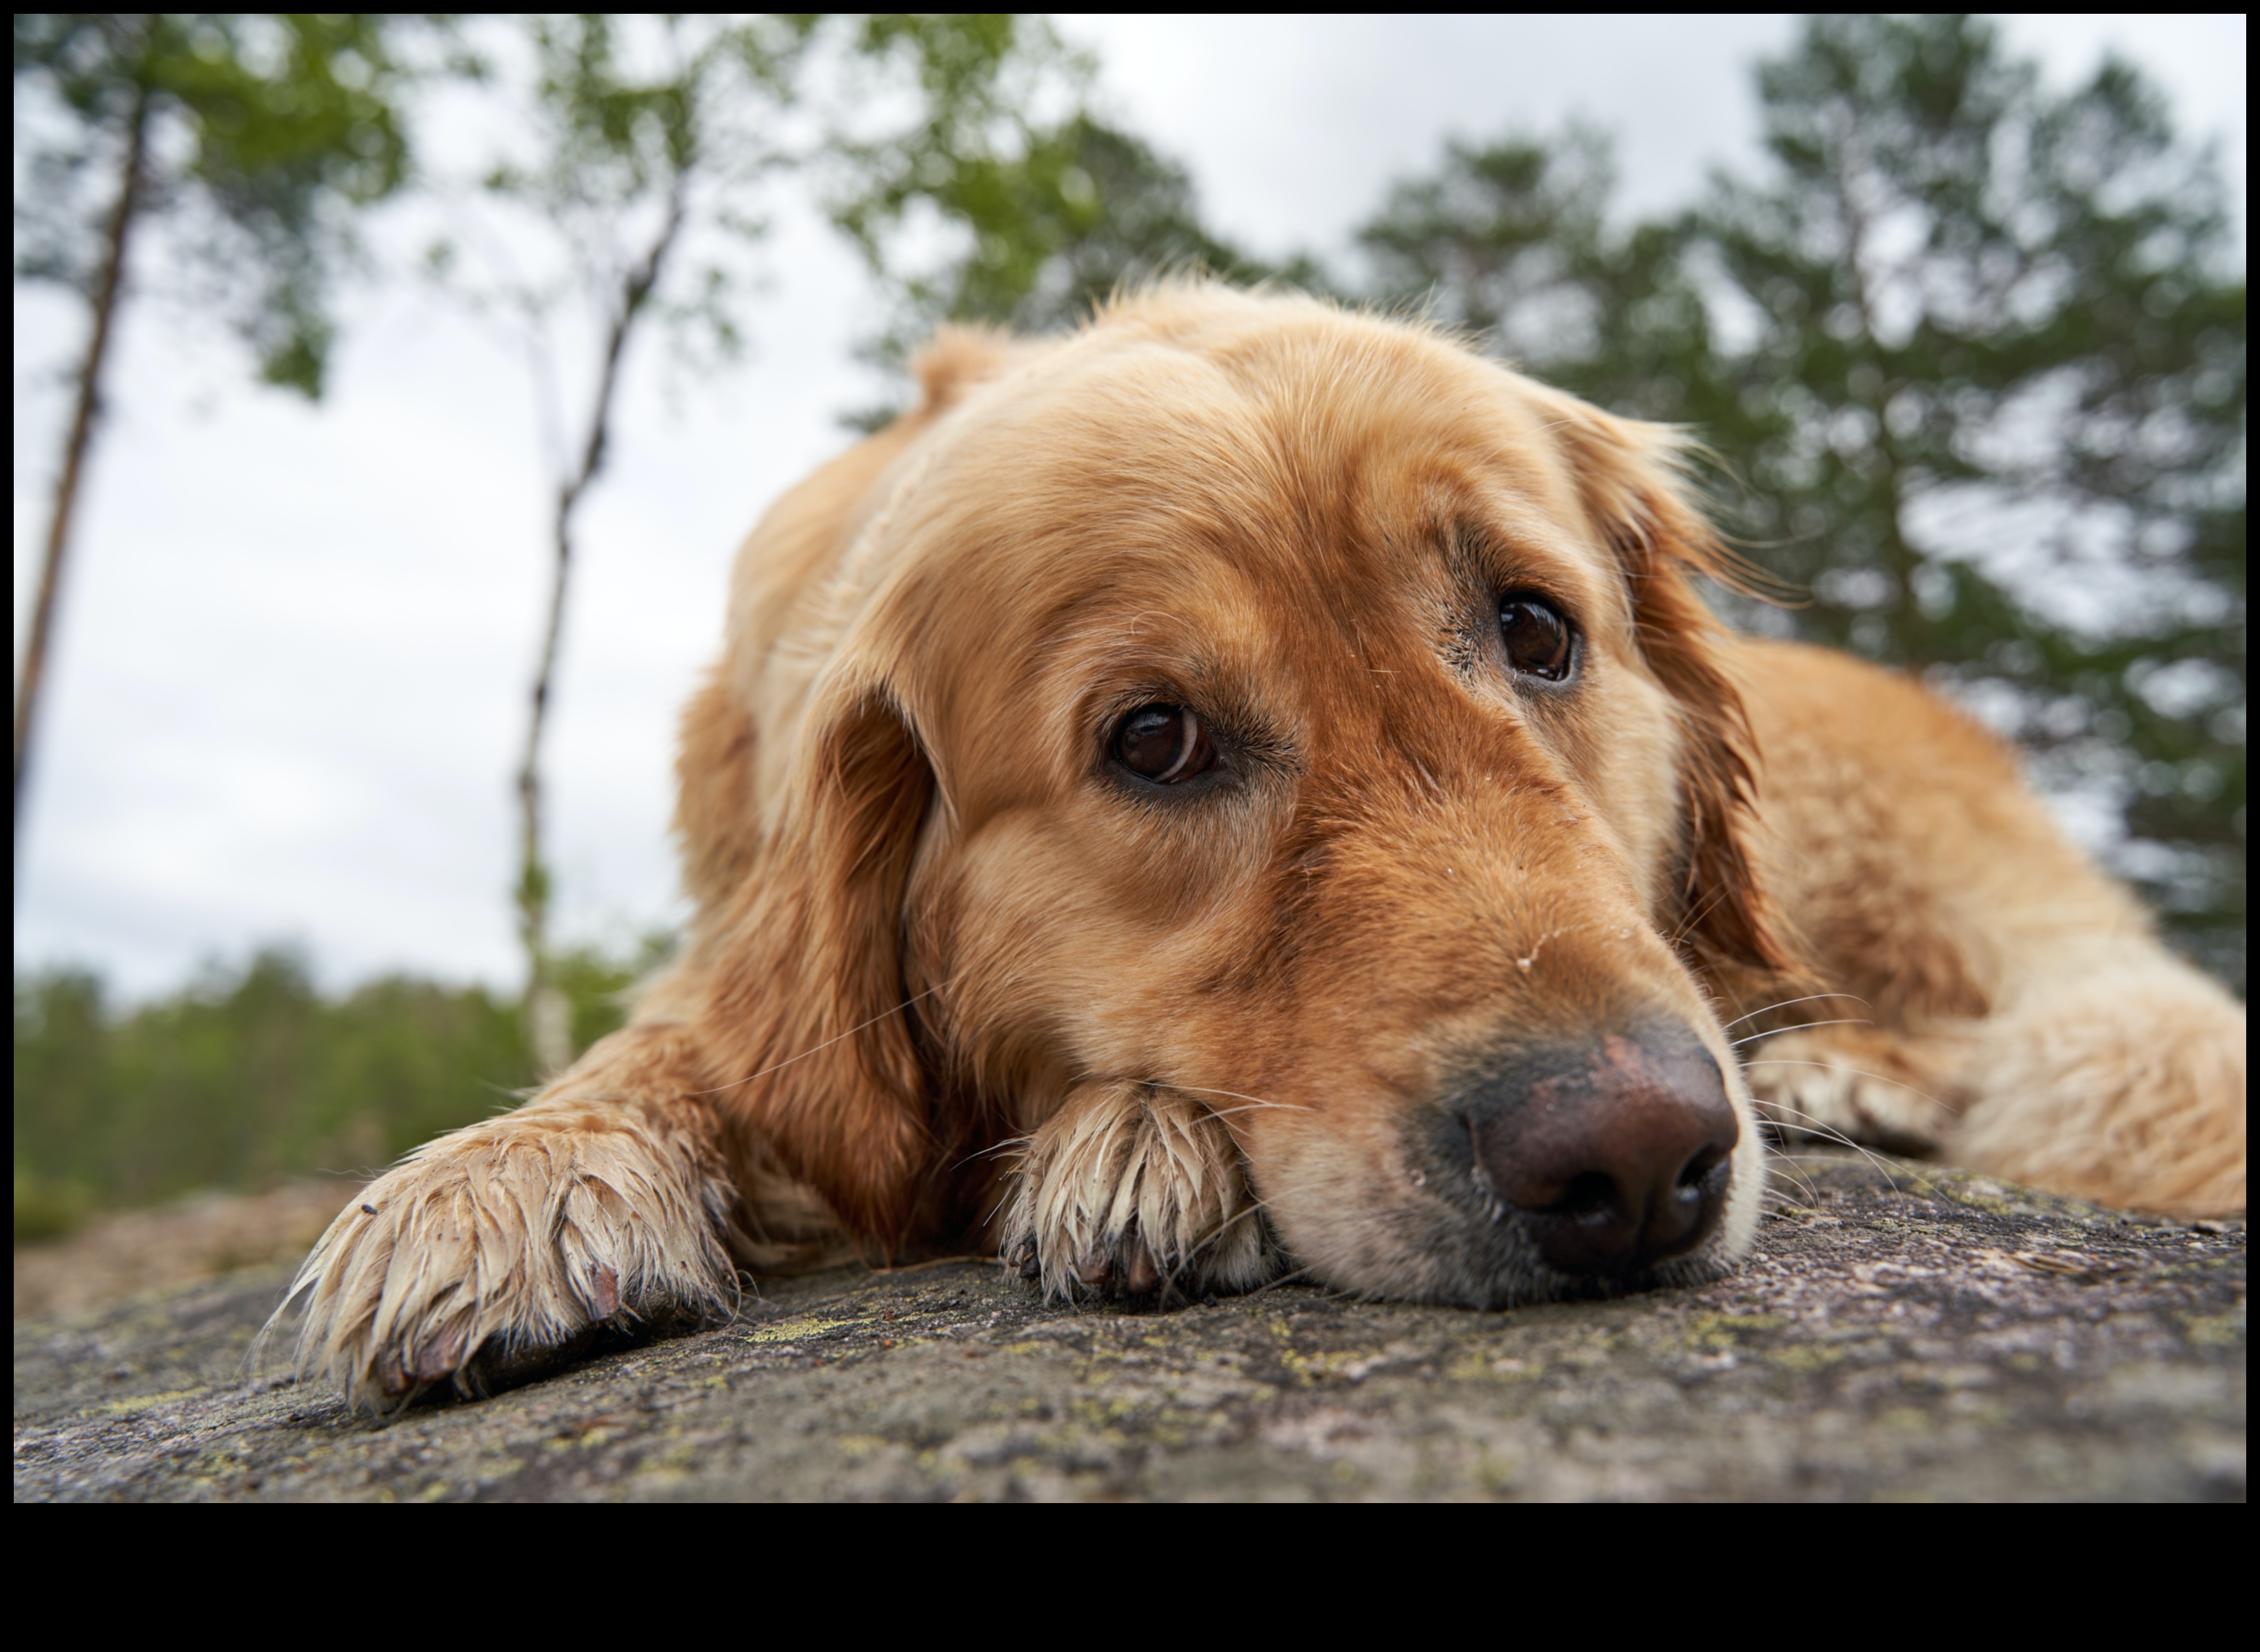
xmin=14 ymin=83 xmax=150 ymax=861
xmin=514 ymin=188 xmax=687 ymax=1077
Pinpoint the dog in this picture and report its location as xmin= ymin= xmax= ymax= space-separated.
xmin=272 ymin=284 xmax=2246 ymax=1412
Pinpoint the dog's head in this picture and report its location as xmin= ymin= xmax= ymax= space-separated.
xmin=679 ymin=285 xmax=1790 ymax=1305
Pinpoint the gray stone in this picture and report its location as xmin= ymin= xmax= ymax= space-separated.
xmin=12 ymin=1152 xmax=2245 ymax=1501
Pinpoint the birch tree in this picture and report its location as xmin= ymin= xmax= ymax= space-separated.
xmin=12 ymin=13 xmax=412 ymax=854
xmin=434 ymin=15 xmax=1093 ymax=1074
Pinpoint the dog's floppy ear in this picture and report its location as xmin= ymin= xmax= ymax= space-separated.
xmin=1546 ymin=399 xmax=1797 ymax=983
xmin=695 ymin=683 xmax=937 ymax=1251
xmin=669 ymin=326 xmax=1048 ymax=1249
xmin=912 ymin=324 xmax=1026 ymax=414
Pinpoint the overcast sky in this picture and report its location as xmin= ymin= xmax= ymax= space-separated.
xmin=12 ymin=14 xmax=2248 ymax=998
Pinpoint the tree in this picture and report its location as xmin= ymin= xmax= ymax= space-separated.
xmin=429 ymin=16 xmax=1109 ymax=1074
xmin=827 ymin=19 xmax=1324 ymax=423
xmin=424 ymin=14 xmax=811 ymax=1074
xmin=1699 ymin=15 xmax=2245 ymax=988
xmin=1357 ymin=125 xmax=1728 ymax=431
xmin=1360 ymin=17 xmax=2246 ymax=989
xmin=1360 ymin=123 xmax=1615 ymax=367
xmin=838 ymin=106 xmax=1316 ymax=371
xmin=12 ymin=14 xmax=414 ymax=853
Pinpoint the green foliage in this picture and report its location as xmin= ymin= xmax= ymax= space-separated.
xmin=13 ymin=1166 xmax=88 ymax=1245
xmin=838 ymin=102 xmax=1300 ymax=340
xmin=1361 ymin=16 xmax=2245 ymax=988
xmin=436 ymin=14 xmax=1131 ymax=405
xmin=827 ymin=23 xmax=1320 ymax=423
xmin=1361 ymin=123 xmax=1618 ymax=362
xmin=13 ymin=12 xmax=416 ymax=396
xmin=436 ymin=14 xmax=823 ymax=382
xmin=12 ymin=938 xmax=668 ymax=1237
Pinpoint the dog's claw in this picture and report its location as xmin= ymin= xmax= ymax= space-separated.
xmin=412 ymin=1321 xmax=469 ymax=1384
xmin=379 ymin=1349 xmax=413 ymax=1398
xmin=1124 ymin=1238 xmax=1160 ymax=1298
xmin=1002 ymin=1083 xmax=1279 ymax=1307
xmin=585 ymin=1262 xmax=621 ymax=1319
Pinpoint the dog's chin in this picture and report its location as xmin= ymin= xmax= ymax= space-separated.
xmin=1264 ymin=1190 xmax=1746 ymax=1311
xmin=1438 ymin=1242 xmax=1740 ymax=1312
xmin=1392 ymin=1232 xmax=1736 ymax=1311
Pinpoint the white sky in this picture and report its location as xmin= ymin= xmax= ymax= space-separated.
xmin=12 ymin=14 xmax=2248 ymax=998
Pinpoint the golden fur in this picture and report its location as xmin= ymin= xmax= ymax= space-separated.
xmin=270 ymin=285 xmax=2246 ymax=1413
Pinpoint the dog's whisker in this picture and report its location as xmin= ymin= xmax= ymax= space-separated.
xmin=1191 ymin=1101 xmax=1309 ymax=1122
xmin=1757 ymin=1147 xmax=1822 ymax=1207
xmin=1753 ymin=1100 xmax=1906 ymax=1192
xmin=1665 ymin=880 xmax=1731 ymax=950
xmin=696 ymin=989 xmax=942 ymax=1096
xmin=1246 ymin=1262 xmax=1321 ymax=1297
xmin=980 ymin=1182 xmax=1024 ymax=1232
xmin=1720 ymin=991 xmax=1873 ymax=1033
xmin=951 ymin=1133 xmax=1033 ymax=1173
xmin=1149 ymin=1082 xmax=1315 ymax=1115
xmin=1177 ymin=1193 xmax=1278 ymax=1273
xmin=1729 ymin=1016 xmax=1873 ymax=1047
xmin=699 ymin=965 xmax=978 ymax=1098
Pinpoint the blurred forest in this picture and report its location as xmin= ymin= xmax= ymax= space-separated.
xmin=14 ymin=941 xmax=661 ymax=1241
xmin=14 ymin=14 xmax=2246 ymax=1236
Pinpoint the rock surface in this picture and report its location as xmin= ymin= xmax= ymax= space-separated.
xmin=12 ymin=1152 xmax=2246 ymax=1501
xmin=14 ymin=1180 xmax=348 ymax=1320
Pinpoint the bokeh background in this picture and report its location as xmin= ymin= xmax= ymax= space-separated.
xmin=14 ymin=15 xmax=2246 ymax=1241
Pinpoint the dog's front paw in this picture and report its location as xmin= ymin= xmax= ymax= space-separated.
xmin=1001 ymin=1082 xmax=1280 ymax=1306
xmin=261 ymin=1105 xmax=736 ymax=1413
xmin=1743 ymin=1028 xmax=1959 ymax=1157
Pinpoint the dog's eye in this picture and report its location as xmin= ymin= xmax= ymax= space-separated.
xmin=1500 ymin=595 xmax=1573 ymax=681
xmin=1114 ymin=704 xmax=1216 ymax=783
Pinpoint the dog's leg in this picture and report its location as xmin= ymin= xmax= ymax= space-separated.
xmin=262 ymin=1023 xmax=740 ymax=1413
xmin=1745 ymin=956 xmax=2246 ymax=1218
xmin=1944 ymin=959 xmax=2246 ymax=1217
xmin=1000 ymin=1082 xmax=1281 ymax=1305
xmin=1741 ymin=1023 xmax=1966 ymax=1160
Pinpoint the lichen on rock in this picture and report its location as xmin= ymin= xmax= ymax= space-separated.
xmin=12 ymin=1152 xmax=2246 ymax=1501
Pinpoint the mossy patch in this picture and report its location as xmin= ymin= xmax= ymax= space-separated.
xmin=12 ymin=1151 xmax=2246 ymax=1503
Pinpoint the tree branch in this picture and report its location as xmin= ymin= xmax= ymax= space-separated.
xmin=14 ymin=75 xmax=151 ymax=856
xmin=514 ymin=172 xmax=691 ymax=1070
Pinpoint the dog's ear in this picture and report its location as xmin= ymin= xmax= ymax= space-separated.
xmin=1546 ymin=400 xmax=1798 ymax=984
xmin=669 ymin=334 xmax=1041 ymax=1247
xmin=912 ymin=325 xmax=1025 ymax=414
xmin=696 ymin=686 xmax=937 ymax=1251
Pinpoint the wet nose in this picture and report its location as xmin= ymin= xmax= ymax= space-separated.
xmin=1466 ymin=1027 xmax=1737 ymax=1276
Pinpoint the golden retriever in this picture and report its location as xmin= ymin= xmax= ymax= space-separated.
xmin=273 ymin=285 xmax=2246 ymax=1412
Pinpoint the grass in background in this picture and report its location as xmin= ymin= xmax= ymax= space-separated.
xmin=12 ymin=937 xmax=670 ymax=1245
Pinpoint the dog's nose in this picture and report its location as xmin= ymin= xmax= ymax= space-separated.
xmin=1466 ymin=1027 xmax=1737 ymax=1276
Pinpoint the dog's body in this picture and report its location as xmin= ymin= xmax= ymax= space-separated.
xmin=277 ymin=287 xmax=2246 ymax=1411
